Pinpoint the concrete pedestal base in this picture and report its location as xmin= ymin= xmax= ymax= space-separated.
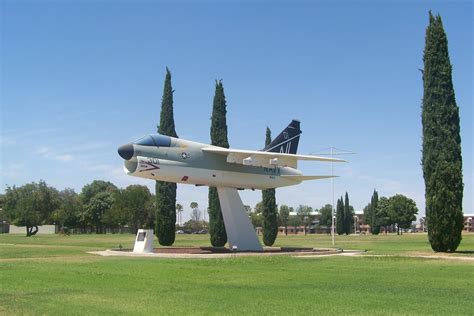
xmin=217 ymin=187 xmax=263 ymax=252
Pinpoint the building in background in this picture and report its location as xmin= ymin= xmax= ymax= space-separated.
xmin=464 ymin=214 xmax=473 ymax=232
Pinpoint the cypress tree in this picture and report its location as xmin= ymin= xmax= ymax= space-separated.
xmin=262 ymin=127 xmax=278 ymax=246
xmin=363 ymin=203 xmax=371 ymax=225
xmin=343 ymin=192 xmax=353 ymax=234
xmin=155 ymin=67 xmax=178 ymax=246
xmin=422 ymin=12 xmax=463 ymax=252
xmin=336 ymin=197 xmax=344 ymax=235
xmin=208 ymin=80 xmax=228 ymax=247
xmin=370 ymin=190 xmax=380 ymax=235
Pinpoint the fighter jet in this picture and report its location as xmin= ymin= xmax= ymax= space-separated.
xmin=118 ymin=120 xmax=345 ymax=251
xmin=117 ymin=120 xmax=344 ymax=190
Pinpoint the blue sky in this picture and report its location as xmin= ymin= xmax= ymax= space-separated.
xmin=1 ymin=0 xmax=472 ymax=221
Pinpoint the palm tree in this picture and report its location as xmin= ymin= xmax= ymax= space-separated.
xmin=190 ymin=202 xmax=202 ymax=231
xmin=176 ymin=203 xmax=183 ymax=226
xmin=190 ymin=202 xmax=199 ymax=220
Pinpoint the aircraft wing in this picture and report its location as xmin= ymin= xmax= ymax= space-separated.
xmin=202 ymin=147 xmax=346 ymax=168
xmin=280 ymin=175 xmax=338 ymax=181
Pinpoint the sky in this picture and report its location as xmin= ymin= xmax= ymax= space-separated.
xmin=1 ymin=0 xmax=472 ymax=222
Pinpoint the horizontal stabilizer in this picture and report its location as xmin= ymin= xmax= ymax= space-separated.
xmin=280 ymin=175 xmax=337 ymax=182
xmin=202 ymin=146 xmax=346 ymax=168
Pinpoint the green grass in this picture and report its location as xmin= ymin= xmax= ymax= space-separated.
xmin=274 ymin=233 xmax=474 ymax=256
xmin=1 ymin=232 xmax=472 ymax=259
xmin=0 ymin=233 xmax=473 ymax=315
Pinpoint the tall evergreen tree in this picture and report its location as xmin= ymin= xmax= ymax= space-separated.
xmin=362 ymin=203 xmax=371 ymax=224
xmin=336 ymin=197 xmax=344 ymax=235
xmin=262 ymin=127 xmax=278 ymax=246
xmin=422 ymin=12 xmax=463 ymax=252
xmin=208 ymin=80 xmax=228 ymax=247
xmin=363 ymin=190 xmax=380 ymax=234
xmin=370 ymin=190 xmax=380 ymax=235
xmin=155 ymin=67 xmax=178 ymax=246
xmin=343 ymin=192 xmax=354 ymax=234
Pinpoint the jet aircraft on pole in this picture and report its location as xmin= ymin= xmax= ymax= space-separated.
xmin=118 ymin=120 xmax=345 ymax=251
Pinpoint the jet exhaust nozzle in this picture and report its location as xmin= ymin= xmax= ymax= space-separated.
xmin=118 ymin=143 xmax=134 ymax=160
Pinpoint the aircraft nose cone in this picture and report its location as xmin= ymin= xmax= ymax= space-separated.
xmin=118 ymin=143 xmax=134 ymax=160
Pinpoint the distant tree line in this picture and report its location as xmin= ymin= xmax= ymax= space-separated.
xmin=2 ymin=180 xmax=155 ymax=236
xmin=248 ymin=203 xmax=315 ymax=235
xmin=2 ymin=180 xmax=219 ymax=237
xmin=247 ymin=195 xmax=351 ymax=236
xmin=363 ymin=190 xmax=418 ymax=235
xmin=1 ymin=180 xmax=422 ymax=238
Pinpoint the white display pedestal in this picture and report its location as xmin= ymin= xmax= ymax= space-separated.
xmin=133 ymin=229 xmax=154 ymax=253
xmin=217 ymin=187 xmax=263 ymax=252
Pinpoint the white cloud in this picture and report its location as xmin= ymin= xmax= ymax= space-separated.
xmin=35 ymin=147 xmax=51 ymax=155
xmin=35 ymin=147 xmax=76 ymax=162
xmin=81 ymin=163 xmax=115 ymax=172
xmin=55 ymin=154 xmax=75 ymax=162
xmin=0 ymin=163 xmax=24 ymax=178
xmin=0 ymin=136 xmax=16 ymax=146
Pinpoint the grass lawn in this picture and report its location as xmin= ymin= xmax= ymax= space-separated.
xmin=1 ymin=233 xmax=473 ymax=315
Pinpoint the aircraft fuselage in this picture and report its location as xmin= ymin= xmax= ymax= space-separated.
xmin=121 ymin=137 xmax=303 ymax=190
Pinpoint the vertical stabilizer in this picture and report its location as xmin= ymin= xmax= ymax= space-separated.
xmin=262 ymin=120 xmax=301 ymax=154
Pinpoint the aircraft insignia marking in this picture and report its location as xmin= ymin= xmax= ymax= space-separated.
xmin=139 ymin=162 xmax=160 ymax=172
xmin=180 ymin=152 xmax=190 ymax=160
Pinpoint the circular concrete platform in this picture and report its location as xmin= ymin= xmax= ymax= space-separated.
xmin=89 ymin=247 xmax=353 ymax=259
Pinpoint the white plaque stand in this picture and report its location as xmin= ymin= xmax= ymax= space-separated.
xmin=133 ymin=229 xmax=154 ymax=253
xmin=217 ymin=187 xmax=263 ymax=252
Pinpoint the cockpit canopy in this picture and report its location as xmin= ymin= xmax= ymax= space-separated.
xmin=134 ymin=134 xmax=171 ymax=147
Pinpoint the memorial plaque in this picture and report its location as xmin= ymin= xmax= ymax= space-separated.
xmin=133 ymin=229 xmax=154 ymax=253
xmin=137 ymin=232 xmax=146 ymax=241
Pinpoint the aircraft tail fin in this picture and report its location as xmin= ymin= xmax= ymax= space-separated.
xmin=262 ymin=120 xmax=302 ymax=154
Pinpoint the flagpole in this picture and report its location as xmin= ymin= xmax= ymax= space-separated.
xmin=331 ymin=147 xmax=335 ymax=246
xmin=309 ymin=146 xmax=354 ymax=247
